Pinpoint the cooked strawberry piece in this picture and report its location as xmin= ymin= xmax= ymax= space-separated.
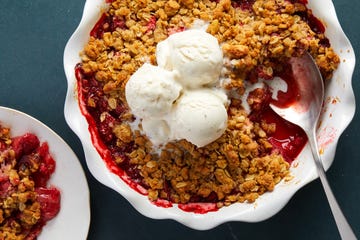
xmin=33 ymin=143 xmax=56 ymax=187
xmin=35 ymin=187 xmax=61 ymax=222
xmin=98 ymin=113 xmax=116 ymax=143
xmin=11 ymin=133 xmax=40 ymax=159
xmin=0 ymin=141 xmax=7 ymax=151
xmin=0 ymin=178 xmax=11 ymax=198
xmin=111 ymin=16 xmax=126 ymax=30
xmin=90 ymin=13 xmax=126 ymax=39
xmin=231 ymin=0 xmax=255 ymax=10
xmin=146 ymin=16 xmax=157 ymax=32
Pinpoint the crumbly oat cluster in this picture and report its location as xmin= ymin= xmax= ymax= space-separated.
xmin=78 ymin=0 xmax=340 ymax=206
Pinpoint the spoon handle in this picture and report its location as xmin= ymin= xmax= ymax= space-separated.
xmin=308 ymin=132 xmax=357 ymax=240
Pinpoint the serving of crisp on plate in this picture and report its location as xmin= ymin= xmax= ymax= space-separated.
xmin=0 ymin=107 xmax=90 ymax=239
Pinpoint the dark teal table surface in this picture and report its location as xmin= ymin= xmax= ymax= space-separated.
xmin=0 ymin=1 xmax=359 ymax=239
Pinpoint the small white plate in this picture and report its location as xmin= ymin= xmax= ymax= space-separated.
xmin=63 ymin=0 xmax=355 ymax=230
xmin=0 ymin=106 xmax=90 ymax=240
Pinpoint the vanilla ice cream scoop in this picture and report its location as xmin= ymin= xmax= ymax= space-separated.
xmin=126 ymin=29 xmax=229 ymax=148
xmin=125 ymin=63 xmax=182 ymax=119
xmin=156 ymin=29 xmax=223 ymax=89
xmin=171 ymin=89 xmax=228 ymax=147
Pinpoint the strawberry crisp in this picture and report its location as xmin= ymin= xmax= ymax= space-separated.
xmin=75 ymin=0 xmax=340 ymax=210
xmin=0 ymin=124 xmax=60 ymax=239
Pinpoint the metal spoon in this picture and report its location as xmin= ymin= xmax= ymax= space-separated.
xmin=270 ymin=52 xmax=357 ymax=240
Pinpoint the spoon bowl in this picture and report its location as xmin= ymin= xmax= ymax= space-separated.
xmin=270 ymin=53 xmax=324 ymax=132
xmin=270 ymin=52 xmax=356 ymax=240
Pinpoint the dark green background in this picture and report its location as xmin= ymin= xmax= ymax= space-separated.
xmin=0 ymin=1 xmax=359 ymax=239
